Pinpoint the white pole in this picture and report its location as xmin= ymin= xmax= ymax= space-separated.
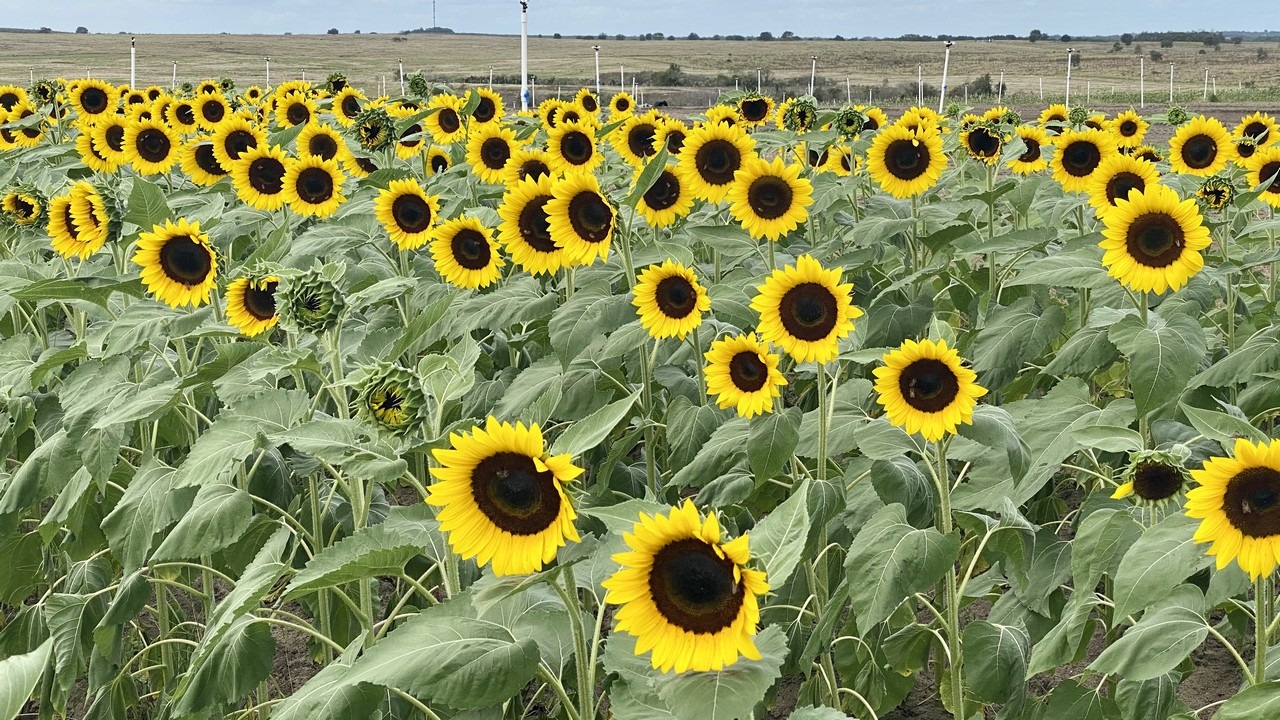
xmin=519 ymin=1 xmax=529 ymax=112
xmin=998 ymin=69 xmax=1004 ymax=102
xmin=735 ymin=78 xmax=739 ymax=91
xmin=532 ymin=76 xmax=537 ymax=105
xmin=1039 ymin=76 xmax=1043 ymax=100
xmin=130 ymin=37 xmax=136 ymax=89
xmin=265 ymin=57 xmax=270 ymax=86
xmin=489 ymin=66 xmax=494 ymax=88
xmin=29 ymin=67 xmax=33 ymax=85
xmin=302 ymin=70 xmax=306 ymax=83
xmin=1169 ymin=63 xmax=1174 ymax=103
xmin=593 ymin=46 xmax=600 ymax=94
xmin=632 ymin=77 xmax=637 ymax=99
xmin=398 ymin=59 xmax=404 ymax=95
xmin=1140 ymin=57 xmax=1144 ymax=108
xmin=1203 ymin=68 xmax=1209 ymax=100
xmin=809 ymin=56 xmax=817 ymax=96
xmin=381 ymin=75 xmax=386 ymax=95
xmin=1213 ymin=77 xmax=1217 ymax=96
xmin=1086 ymin=81 xmax=1090 ymax=104
xmin=757 ymin=68 xmax=761 ymax=92
xmin=938 ymin=42 xmax=953 ymax=113
xmin=964 ymin=86 xmax=967 ymax=103
xmin=620 ymin=64 xmax=624 ymax=89
xmin=172 ymin=61 xmax=177 ymax=89
xmin=917 ymin=65 xmax=923 ymax=106
xmin=1065 ymin=48 xmax=1073 ymax=106
xmin=846 ymin=77 xmax=851 ymax=103
xmin=869 ymin=88 xmax=872 ymax=103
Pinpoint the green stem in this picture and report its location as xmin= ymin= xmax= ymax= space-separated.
xmin=155 ymin=584 xmax=176 ymax=687
xmin=555 ymin=568 xmax=593 ymax=720
xmin=639 ymin=338 xmax=658 ymax=497
xmin=817 ymin=363 xmax=829 ymax=485
xmin=308 ymin=474 xmax=334 ymax=662
xmin=536 ymin=664 xmax=582 ymax=720
xmin=1257 ymin=575 xmax=1273 ymax=685
xmin=690 ymin=326 xmax=705 ymax=402
xmin=933 ymin=441 xmax=965 ymax=720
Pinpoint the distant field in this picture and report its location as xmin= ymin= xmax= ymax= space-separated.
xmin=0 ymin=31 xmax=1277 ymax=108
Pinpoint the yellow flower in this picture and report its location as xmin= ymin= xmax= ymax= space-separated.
xmin=704 ymin=333 xmax=787 ymax=418
xmin=726 ymin=156 xmax=813 ymax=241
xmin=751 ymin=255 xmax=861 ymax=365
xmin=873 ymin=338 xmax=987 ymax=442
xmin=1098 ymin=183 xmax=1211 ymax=295
xmin=632 ymin=260 xmax=711 ymax=340
xmin=1187 ymin=438 xmax=1280 ymax=580
xmin=132 ymin=218 xmax=219 ymax=308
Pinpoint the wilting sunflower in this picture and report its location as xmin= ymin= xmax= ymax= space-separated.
xmin=502 ymin=147 xmax=552 ymax=186
xmin=1112 ymin=449 xmax=1191 ymax=507
xmin=68 ymin=78 xmax=117 ymax=118
xmin=632 ymin=261 xmax=711 ymax=340
xmin=546 ymin=173 xmax=615 ymax=266
xmin=179 ymin=139 xmax=229 ymax=186
xmin=194 ymin=93 xmax=229 ymax=130
xmin=1108 ymin=109 xmax=1149 ymax=149
xmin=353 ymin=106 xmax=395 ymax=152
xmin=1235 ymin=138 xmax=1260 ymax=166
xmin=1098 ymin=183 xmax=1211 ymax=295
xmin=704 ymin=333 xmax=786 ymax=418
xmin=274 ymin=91 xmax=315 ymax=128
xmin=1086 ymin=153 xmax=1162 ymax=219
xmin=635 ymin=164 xmax=695 ymax=229
xmin=1 ymin=191 xmax=41 ymax=226
xmin=466 ymin=123 xmax=519 ymax=184
xmin=613 ymin=111 xmax=663 ymax=167
xmin=751 ymin=255 xmax=861 ymax=365
xmin=355 ymin=361 xmax=425 ymax=435
xmin=1247 ymin=146 xmax=1280 ymax=209
xmin=604 ymin=499 xmax=770 ymax=674
xmin=1196 ymin=176 xmax=1235 ymax=211
xmin=375 ymin=179 xmax=441 ymax=251
xmin=547 ymin=119 xmax=603 ymax=175
xmin=428 ymin=417 xmax=582 ymax=576
xmin=1187 ymin=438 xmax=1280 ymax=580
xmin=1038 ymin=103 xmax=1070 ymax=134
xmin=497 ymin=174 xmax=564 ymax=276
xmin=866 ymin=125 xmax=947 ymax=199
xmin=705 ymin=104 xmax=741 ymax=128
xmin=225 ymin=273 xmax=281 ymax=337
xmin=1050 ymin=128 xmax=1116 ymax=194
xmin=676 ymin=121 xmax=757 ymax=204
xmin=122 ymin=117 xmax=180 ymax=175
xmin=133 ymin=218 xmax=218 ymax=308
xmin=737 ymin=94 xmax=775 ymax=127
xmin=1007 ymin=125 xmax=1050 ymax=175
xmin=782 ymin=98 xmax=818 ymax=133
xmin=282 ymin=156 xmax=346 ymax=218
xmin=295 ymin=122 xmax=347 ymax=162
xmin=210 ymin=116 xmax=266 ymax=168
xmin=90 ymin=114 xmax=129 ymax=166
xmin=654 ymin=118 xmax=689 ymax=155
xmin=430 ymin=216 xmax=505 ymax=289
xmin=1169 ymin=116 xmax=1235 ymax=177
xmin=425 ymin=93 xmax=467 ymax=145
xmin=609 ymin=91 xmax=636 ymax=118
xmin=873 ymin=338 xmax=987 ymax=443
xmin=76 ymin=127 xmax=120 ymax=173
xmin=230 ymin=144 xmax=289 ymax=212
xmin=726 ymin=156 xmax=813 ymax=241
xmin=961 ymin=124 xmax=1003 ymax=165
xmin=469 ymin=87 xmax=504 ymax=125
xmin=1234 ymin=112 xmax=1279 ymax=147
xmin=330 ymin=86 xmax=365 ymax=126
xmin=164 ymin=99 xmax=201 ymax=134
xmin=574 ymin=88 xmax=600 ymax=115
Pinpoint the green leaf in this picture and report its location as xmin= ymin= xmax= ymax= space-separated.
xmin=624 ymin=147 xmax=671 ymax=208
xmin=962 ymin=621 xmax=1029 ymax=704
xmin=286 ymin=505 xmax=446 ymax=597
xmin=1110 ymin=312 xmax=1206 ymax=418
xmin=1073 ymin=509 xmax=1144 ymax=596
xmin=669 ymin=418 xmax=749 ymax=489
xmin=1190 ymin=325 xmax=1280 ymax=388
xmin=957 ymin=405 xmax=1030 ymax=480
xmin=1006 ymin=248 xmax=1113 ymax=289
xmin=1090 ymin=586 xmax=1207 ymax=681
xmin=747 ymin=408 xmax=801 ymax=481
xmin=787 ymin=707 xmax=849 ymax=720
xmin=271 ymin=418 xmax=408 ymax=483
xmin=1044 ymin=325 xmax=1121 ymax=377
xmin=652 ymin=625 xmax=787 ymax=720
xmin=0 ymin=638 xmax=52 ymax=720
xmin=174 ymin=616 xmax=275 ymax=715
xmin=1215 ymin=681 xmax=1280 ymax=719
xmin=1028 ymin=596 xmax=1097 ymax=676
xmin=42 ymin=593 xmax=103 ymax=696
xmin=456 ymin=276 xmax=557 ymax=334
xmin=751 ymin=481 xmax=810 ymax=589
xmin=124 ymin=178 xmax=174 ymax=229
xmin=971 ymin=298 xmax=1066 ymax=387
xmin=549 ymin=391 xmax=640 ymax=457
xmin=1112 ymin=513 xmax=1213 ymax=620
xmin=1071 ymin=425 xmax=1144 ymax=453
xmin=495 ymin=358 xmax=563 ymax=420
xmin=844 ymin=503 xmax=960 ymax=629
xmin=1041 ymin=679 xmax=1123 ymax=720
xmin=549 ymin=288 xmax=635 ymax=366
xmin=274 ymin=636 xmax=384 ymax=720
xmin=1180 ymin=403 xmax=1269 ymax=446
xmin=100 ymin=458 xmax=178 ymax=572
xmin=152 ymin=483 xmax=254 ymax=562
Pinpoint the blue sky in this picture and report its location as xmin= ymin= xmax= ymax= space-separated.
xmin=4 ymin=0 xmax=1251 ymax=37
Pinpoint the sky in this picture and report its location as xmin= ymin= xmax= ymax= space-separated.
xmin=1 ymin=0 xmax=1255 ymax=38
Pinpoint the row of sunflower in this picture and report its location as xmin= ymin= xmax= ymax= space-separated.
xmin=3 ymin=69 xmax=1280 ymax=720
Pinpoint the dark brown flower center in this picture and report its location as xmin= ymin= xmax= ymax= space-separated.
xmin=649 ymin=538 xmax=745 ymax=633
xmin=0 ymin=91 xmax=18 ymax=111
xmin=663 ymin=129 xmax=686 ymax=154
xmin=296 ymin=167 xmax=334 ymax=204
xmin=1018 ymin=138 xmax=1042 ymax=164
xmin=614 ymin=96 xmax=631 ymax=112
xmin=473 ymin=96 xmax=497 ymax=124
xmin=518 ymin=195 xmax=558 ymax=252
xmin=286 ymin=102 xmax=311 ymax=126
xmin=560 ymin=130 xmax=594 ymax=165
xmin=62 ymin=204 xmax=80 ymax=240
xmin=966 ymin=127 xmax=1001 ymax=158
xmin=201 ymin=99 xmax=225 ymax=124
xmin=1062 ymin=140 xmax=1102 ymax=177
xmin=392 ymin=193 xmax=432 ymax=233
xmin=243 ymin=280 xmax=278 ymax=320
xmin=481 ymin=137 xmax=511 ymax=169
xmin=694 ymin=139 xmax=741 ymax=186
xmin=729 ymin=351 xmax=768 ymax=392
xmin=105 ymin=124 xmax=125 ymax=152
xmin=747 ymin=175 xmax=794 ymax=220
xmin=137 ymin=128 xmax=172 ymax=162
xmin=1223 ymin=467 xmax=1280 ymax=538
xmin=1244 ymin=121 xmax=1270 ymax=144
xmin=1120 ymin=120 xmax=1139 ymax=136
xmin=1105 ymin=171 xmax=1146 ymax=206
xmin=223 ymin=129 xmax=258 ymax=161
xmin=399 ymin=123 xmax=423 ymax=148
xmin=430 ymin=153 xmax=450 ymax=173
xmin=470 ymin=451 xmax=562 ymax=535
xmin=13 ymin=197 xmax=35 ymax=218
xmin=450 ymin=228 xmax=492 ymax=270
xmin=307 ymin=132 xmax=339 ymax=160
xmin=778 ymin=282 xmax=839 ymax=341
xmin=643 ymin=170 xmax=681 ymax=212
xmin=627 ymin=122 xmax=658 ymax=159
xmin=357 ymin=156 xmax=379 ymax=174
xmin=194 ymin=143 xmax=226 ymax=176
xmin=81 ymin=86 xmax=109 ymax=114
xmin=1259 ymin=162 xmax=1280 ymax=195
xmin=654 ymin=275 xmax=697 ymax=319
xmin=1238 ymin=142 xmax=1258 ymax=159
xmin=1181 ymin=134 xmax=1218 ymax=169
xmin=885 ymin=138 xmax=931 ymax=180
xmin=175 ymin=103 xmax=196 ymax=126
xmin=247 ymin=156 xmax=285 ymax=195
xmin=438 ymin=108 xmax=461 ymax=134
xmin=567 ymin=191 xmax=612 ymax=243
xmin=1126 ymin=212 xmax=1186 ymax=268
xmin=740 ymin=98 xmax=769 ymax=122
xmin=1045 ymin=113 xmax=1067 ymax=134
xmin=518 ymin=159 xmax=551 ymax=182
xmin=898 ymin=359 xmax=960 ymax=412
xmin=580 ymin=94 xmax=598 ymax=112
xmin=1132 ymin=461 xmax=1184 ymax=501
xmin=1136 ymin=148 xmax=1161 ymax=163
xmin=159 ymin=236 xmax=213 ymax=286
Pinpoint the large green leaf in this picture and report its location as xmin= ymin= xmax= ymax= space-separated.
xmin=550 ymin=391 xmax=640 ymax=457
xmin=1028 ymin=596 xmax=1097 ymax=676
xmin=549 ymin=287 xmax=635 ymax=366
xmin=273 ymin=636 xmax=384 ymax=720
xmin=270 ymin=417 xmax=408 ymax=483
xmin=750 ymin=480 xmax=810 ymax=589
xmin=1109 ymin=311 xmax=1206 ymax=418
xmin=956 ymin=405 xmax=1030 ymax=481
xmin=1072 ymin=508 xmax=1144 ymax=596
xmin=0 ymin=639 xmax=52 ymax=720
xmin=962 ymin=620 xmax=1029 ymax=704
xmin=42 ymin=593 xmax=104 ymax=698
xmin=669 ymin=418 xmax=749 ymax=488
xmin=174 ymin=616 xmax=275 ymax=716
xmin=100 ymin=458 xmax=178 ymax=572
xmin=747 ymin=407 xmax=801 ymax=481
xmin=152 ymin=482 xmax=254 ymax=562
xmin=124 ymin=178 xmax=175 ymax=229
xmin=1090 ymin=585 xmax=1207 ymax=681
xmin=844 ymin=503 xmax=959 ymax=629
xmin=1112 ymin=513 xmax=1213 ymax=620
xmin=652 ymin=625 xmax=787 ymax=720
xmin=971 ymin=298 xmax=1066 ymax=386
xmin=1215 ymin=681 xmax=1280 ymax=719
xmin=285 ymin=505 xmax=446 ymax=597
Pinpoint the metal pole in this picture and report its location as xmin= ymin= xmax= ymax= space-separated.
xmin=1213 ymin=76 xmax=1217 ymax=96
xmin=398 ymin=59 xmax=404 ymax=95
xmin=1203 ymin=68 xmax=1209 ymax=100
xmin=172 ymin=61 xmax=178 ymax=89
xmin=1039 ymin=76 xmax=1043 ymax=100
xmin=1140 ymin=57 xmax=1144 ymax=108
xmin=1065 ymin=48 xmax=1074 ymax=106
xmin=519 ymin=1 xmax=529 ymax=112
xmin=846 ymin=77 xmax=851 ymax=103
xmin=265 ymin=57 xmax=270 ymax=86
xmin=809 ymin=56 xmax=817 ymax=96
xmin=620 ymin=64 xmax=624 ymax=89
xmin=757 ymin=68 xmax=761 ymax=92
xmin=29 ymin=67 xmax=33 ymax=85
xmin=489 ymin=66 xmax=494 ymax=87
xmin=998 ymin=69 xmax=1004 ymax=102
xmin=593 ymin=46 xmax=600 ymax=94
xmin=1086 ymin=81 xmax=1090 ymax=104
xmin=917 ymin=65 xmax=923 ymax=106
xmin=130 ymin=37 xmax=136 ymax=88
xmin=1169 ymin=63 xmax=1174 ymax=103
xmin=938 ymin=41 xmax=953 ymax=113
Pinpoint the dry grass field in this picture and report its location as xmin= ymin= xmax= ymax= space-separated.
xmin=0 ymin=31 xmax=1277 ymax=106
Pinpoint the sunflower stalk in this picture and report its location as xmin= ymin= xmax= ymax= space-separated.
xmin=554 ymin=567 xmax=594 ymax=720
xmin=930 ymin=439 xmax=966 ymax=720
xmin=1257 ymin=575 xmax=1273 ymax=685
xmin=307 ymin=473 xmax=335 ymax=662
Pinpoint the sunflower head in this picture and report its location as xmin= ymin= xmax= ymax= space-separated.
xmin=867 ymin=125 xmax=947 ymax=199
xmin=354 ymin=361 xmax=426 ymax=435
xmin=1086 ymin=153 xmax=1162 ymax=219
xmin=375 ymin=179 xmax=442 ymax=251
xmin=1112 ymin=447 xmax=1191 ymax=507
xmin=466 ymin=123 xmax=519 ymax=184
xmin=1187 ymin=438 xmax=1280 ymax=580
xmin=1247 ymin=146 xmax=1280 ymax=209
xmin=1050 ymin=128 xmax=1116 ymax=193
xmin=1132 ymin=144 xmax=1163 ymax=163
xmin=1234 ymin=112 xmax=1278 ymax=147
xmin=704 ymin=333 xmax=787 ymax=419
xmin=726 ymin=155 xmax=814 ymax=241
xmin=676 ymin=121 xmax=758 ymax=204
xmin=873 ymin=338 xmax=987 ymax=443
xmin=1098 ymin=183 xmax=1212 ymax=295
xmin=546 ymin=172 xmax=616 ymax=266
xmin=831 ymin=106 xmax=865 ymax=138
xmin=1166 ymin=105 xmax=1190 ymax=127
xmin=279 ymin=265 xmax=346 ymax=334
xmin=1008 ymin=125 xmax=1050 ymax=175
xmin=737 ymin=93 xmax=775 ymax=127
xmin=353 ymin=106 xmax=396 ymax=152
xmin=751 ymin=255 xmax=862 ymax=365
xmin=283 ymin=155 xmax=347 ymax=219
xmin=632 ymin=260 xmax=711 ymax=340
xmin=783 ymin=97 xmax=818 ymax=133
xmin=225 ymin=272 xmax=281 ymax=337
xmin=0 ymin=186 xmax=45 ymax=227
xmin=961 ymin=124 xmax=1003 ymax=165
xmin=1196 ymin=176 xmax=1235 ymax=211
xmin=497 ymin=174 xmax=563 ymax=276
xmin=430 ymin=216 xmax=506 ymax=290
xmin=1169 ymin=116 xmax=1235 ymax=177
xmin=132 ymin=217 xmax=219 ymax=308
xmin=323 ymin=72 xmax=348 ymax=95
xmin=604 ymin=499 xmax=770 ymax=674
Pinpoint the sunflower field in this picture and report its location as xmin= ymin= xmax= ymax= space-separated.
xmin=2 ymin=71 xmax=1280 ymax=720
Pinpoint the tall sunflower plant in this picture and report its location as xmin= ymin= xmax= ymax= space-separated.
xmin=7 ymin=75 xmax=1280 ymax=720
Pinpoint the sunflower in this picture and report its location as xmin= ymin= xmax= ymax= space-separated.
xmin=68 ymin=79 xmax=117 ymax=118
xmin=425 ymin=93 xmax=467 ymax=145
xmin=1196 ymin=176 xmax=1235 ymax=211
xmin=873 ymin=338 xmax=987 ymax=443
xmin=702 ymin=333 xmax=787 ymax=418
xmin=224 ymin=274 xmax=280 ymax=337
xmin=546 ymin=119 xmax=603 ymax=175
xmin=76 ymin=127 xmax=120 ymax=173
xmin=613 ymin=111 xmax=663 ymax=167
xmin=194 ymin=93 xmax=229 ymax=130
xmin=1235 ymin=138 xmax=1259 ymax=166
xmin=1007 ymin=125 xmax=1049 ymax=175
xmin=502 ymin=147 xmax=552 ymax=186
xmin=196 ymin=80 xmax=220 ymax=96
xmin=390 ymin=108 xmax=427 ymax=160
xmin=465 ymin=123 xmax=519 ymax=184
xmin=90 ymin=114 xmax=129 ymax=166
xmin=1086 ymin=154 xmax=1162 ymax=219
xmin=240 ymin=85 xmax=266 ymax=106
xmin=1038 ymin=103 xmax=1070 ymax=134
xmin=774 ymin=98 xmax=794 ymax=130
xmin=429 ymin=216 xmax=505 ymax=289
xmin=635 ymin=164 xmax=695 ymax=229
xmin=47 ymin=190 xmax=107 ymax=260
xmin=0 ymin=84 xmax=29 ymax=111
xmin=1247 ymin=147 xmax=1280 ymax=209
xmin=1234 ymin=112 xmax=1279 ymax=147
xmin=705 ymin=104 xmax=741 ymax=128
xmin=210 ymin=116 xmax=266 ymax=169
xmin=282 ymin=156 xmax=346 ymax=218
xmin=373 ymin=179 xmax=441 ymax=251
xmin=737 ymin=94 xmax=775 ymax=127
xmin=1098 ymin=183 xmax=1211 ymax=295
xmin=782 ymin=98 xmax=818 ymax=133
xmin=866 ymin=125 xmax=947 ymax=199
xmin=428 ymin=417 xmax=582 ymax=576
xmin=632 ymin=261 xmax=711 ymax=340
xmin=676 ymin=122 xmax=757 ymax=204
xmin=295 ymin=122 xmax=347 ymax=162
xmin=574 ymin=88 xmax=600 ymax=115
xmin=654 ymin=119 xmax=689 ymax=155
xmin=1050 ymin=128 xmax=1116 ymax=194
xmin=331 ymin=86 xmax=365 ymax=126
xmin=164 ymin=99 xmax=201 ymax=134
xmin=132 ymin=218 xmax=218 ymax=308
xmin=143 ymin=85 xmax=165 ymax=102
xmin=1169 ymin=116 xmax=1235 ymax=177
xmin=546 ymin=173 xmax=615 ymax=266
xmin=1187 ymin=438 xmax=1280 ymax=580
xmin=278 ymin=267 xmax=345 ymax=334
xmin=896 ymin=106 xmax=947 ymax=135
xmin=274 ymin=91 xmax=315 ymax=128
xmin=1107 ymin=109 xmax=1148 ymax=149
xmin=356 ymin=362 xmax=426 ymax=435
xmin=424 ymin=146 xmax=452 ymax=176
xmin=959 ymin=113 xmax=984 ymax=132
xmin=1132 ymin=144 xmax=1163 ymax=163
xmin=1112 ymin=449 xmax=1190 ymax=507
xmin=725 ymin=156 xmax=813 ymax=241
xmin=179 ymin=138 xmax=229 ymax=186
xmin=857 ymin=105 xmax=889 ymax=132
xmin=538 ymin=98 xmax=569 ymax=129
xmin=123 ymin=117 xmax=180 ymax=175
xmin=604 ymin=499 xmax=770 ymax=674
xmin=497 ymin=174 xmax=564 ymax=276
xmin=961 ymin=125 xmax=1003 ymax=165
xmin=1 ymin=191 xmax=41 ymax=225
xmin=469 ymin=87 xmax=505 ymax=125
xmin=751 ymin=255 xmax=861 ymax=365
xmin=609 ymin=91 xmax=636 ymax=118
xmin=230 ymin=144 xmax=289 ymax=212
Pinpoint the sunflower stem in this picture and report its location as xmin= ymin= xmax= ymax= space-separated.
xmin=308 ymin=473 xmax=334 ymax=663
xmin=639 ymin=337 xmax=659 ymax=497
xmin=556 ymin=567 xmax=593 ymax=720
xmin=690 ymin=326 xmax=705 ymax=402
xmin=932 ymin=440 xmax=965 ymax=720
xmin=1257 ymin=575 xmax=1273 ymax=685
xmin=817 ymin=363 xmax=829 ymax=485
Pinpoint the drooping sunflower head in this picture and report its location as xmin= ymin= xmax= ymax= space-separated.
xmin=961 ymin=124 xmax=1003 ymax=165
xmin=604 ymin=499 xmax=770 ymax=674
xmin=429 ymin=216 xmax=506 ymax=290
xmin=283 ymin=155 xmax=347 ymax=219
xmin=428 ymin=417 xmax=583 ymax=576
xmin=547 ymin=119 xmax=602 ymax=175
xmin=873 ymin=338 xmax=987 ymax=443
xmin=546 ymin=171 xmax=616 ymax=266
xmin=225 ymin=273 xmax=281 ymax=337
xmin=751 ymin=255 xmax=862 ymax=365
xmin=1246 ymin=146 xmax=1280 ymax=210
xmin=1196 ymin=176 xmax=1235 ymax=212
xmin=1098 ymin=183 xmax=1212 ymax=295
xmin=634 ymin=164 xmax=694 ymax=230
xmin=426 ymin=93 xmax=467 ymax=145
xmin=278 ymin=265 xmax=346 ymax=335
xmin=675 ymin=121 xmax=758 ymax=204
xmin=737 ymin=93 xmax=775 ymax=127
xmin=230 ymin=143 xmax=289 ymax=212
xmin=609 ymin=91 xmax=636 ymax=118
xmin=1234 ymin=112 xmax=1279 ymax=147
xmin=1187 ymin=438 xmax=1280 ymax=580
xmin=726 ymin=155 xmax=814 ymax=241
xmin=123 ymin=117 xmax=180 ymax=176
xmin=374 ymin=178 xmax=441 ymax=251
xmin=704 ymin=333 xmax=787 ymax=419
xmin=353 ymin=106 xmax=396 ymax=152
xmin=1050 ymin=128 xmax=1116 ymax=194
xmin=76 ymin=125 xmax=121 ymax=173
xmin=1086 ymin=153 xmax=1162 ymax=219
xmin=355 ymin=361 xmax=426 ymax=435
xmin=0 ymin=188 xmax=43 ymax=226
xmin=632 ymin=260 xmax=711 ymax=340
xmin=465 ymin=122 xmax=519 ymax=184
xmin=1112 ymin=448 xmax=1191 ymax=507
xmin=132 ymin=218 xmax=219 ymax=308
xmin=497 ymin=174 xmax=564 ymax=276
xmin=783 ymin=97 xmax=818 ymax=133
xmin=1007 ymin=125 xmax=1050 ymax=175
xmin=1169 ymin=115 xmax=1235 ymax=177
xmin=1108 ymin=109 xmax=1149 ymax=149
xmin=866 ymin=124 xmax=947 ymax=199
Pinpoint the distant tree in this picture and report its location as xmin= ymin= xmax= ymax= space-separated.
xmin=1111 ymin=42 xmax=1123 ymax=53
xmin=553 ymin=32 xmax=562 ymax=38
xmin=782 ymin=30 xmax=796 ymax=40
xmin=614 ymin=33 xmax=625 ymax=40
xmin=327 ymin=28 xmax=339 ymax=34
xmin=759 ymin=31 xmax=774 ymax=41
xmin=1160 ymin=39 xmax=1174 ymax=48
xmin=354 ymin=29 xmax=361 ymax=34
xmin=75 ymin=26 xmax=88 ymax=34
xmin=1121 ymin=33 xmax=1133 ymax=45
xmin=833 ymin=34 xmax=845 ymax=40
xmin=687 ymin=32 xmax=700 ymax=40
xmin=598 ymin=33 xmax=607 ymax=40
xmin=1232 ymin=36 xmax=1243 ymax=45
xmin=38 ymin=26 xmax=52 ymax=33
xmin=1150 ymin=50 xmax=1163 ymax=61
xmin=1260 ymin=48 xmax=1270 ymax=61
xmin=1029 ymin=29 xmax=1044 ymax=42
xmin=1061 ymin=34 xmax=1072 ymax=42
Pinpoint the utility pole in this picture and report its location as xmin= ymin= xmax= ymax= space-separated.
xmin=938 ymin=41 xmax=953 ymax=113
xmin=593 ymin=45 xmax=601 ymax=94
xmin=1169 ymin=63 xmax=1174 ymax=103
xmin=809 ymin=55 xmax=817 ymax=96
xmin=265 ymin=56 xmax=270 ymax=86
xmin=130 ymin=37 xmax=136 ymax=89
xmin=1065 ymin=47 xmax=1074 ymax=106
xmin=1140 ymin=57 xmax=1144 ymax=108
xmin=520 ymin=1 xmax=530 ymax=111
